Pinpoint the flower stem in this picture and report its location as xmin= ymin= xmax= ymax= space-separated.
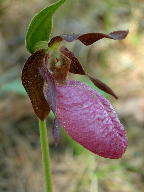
xmin=39 ymin=120 xmax=52 ymax=192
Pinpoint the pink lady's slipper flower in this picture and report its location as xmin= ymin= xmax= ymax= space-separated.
xmin=22 ymin=31 xmax=128 ymax=159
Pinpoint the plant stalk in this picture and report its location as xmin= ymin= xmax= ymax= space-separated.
xmin=39 ymin=120 xmax=52 ymax=192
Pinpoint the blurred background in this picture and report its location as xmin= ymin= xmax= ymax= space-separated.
xmin=0 ymin=0 xmax=144 ymax=191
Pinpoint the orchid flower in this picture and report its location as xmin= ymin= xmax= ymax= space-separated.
xmin=22 ymin=30 xmax=128 ymax=159
xmin=22 ymin=1 xmax=129 ymax=191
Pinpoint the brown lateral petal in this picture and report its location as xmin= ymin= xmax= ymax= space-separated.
xmin=77 ymin=30 xmax=129 ymax=45
xmin=50 ymin=52 xmax=71 ymax=84
xmin=22 ymin=50 xmax=50 ymax=120
xmin=39 ymin=64 xmax=61 ymax=142
xmin=60 ymin=46 xmax=85 ymax=75
xmin=109 ymin=30 xmax=129 ymax=40
xmin=39 ymin=64 xmax=56 ymax=113
xmin=49 ymin=30 xmax=128 ymax=47
xmin=88 ymin=76 xmax=118 ymax=99
xmin=53 ymin=117 xmax=61 ymax=144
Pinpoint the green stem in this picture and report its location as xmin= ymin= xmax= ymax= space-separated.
xmin=39 ymin=120 xmax=52 ymax=192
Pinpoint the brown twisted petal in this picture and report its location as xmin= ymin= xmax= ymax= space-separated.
xmin=48 ymin=30 xmax=128 ymax=46
xmin=21 ymin=50 xmax=50 ymax=120
xmin=53 ymin=117 xmax=61 ymax=143
xmin=76 ymin=30 xmax=129 ymax=45
xmin=39 ymin=64 xmax=56 ymax=113
xmin=39 ymin=64 xmax=61 ymax=142
xmin=60 ymin=46 xmax=85 ymax=75
xmin=88 ymin=76 xmax=118 ymax=99
xmin=59 ymin=46 xmax=117 ymax=99
xmin=59 ymin=46 xmax=118 ymax=99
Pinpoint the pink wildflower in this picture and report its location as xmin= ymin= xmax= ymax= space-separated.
xmin=22 ymin=30 xmax=129 ymax=159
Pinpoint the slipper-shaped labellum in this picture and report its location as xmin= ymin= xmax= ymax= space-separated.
xmin=43 ymin=80 xmax=128 ymax=159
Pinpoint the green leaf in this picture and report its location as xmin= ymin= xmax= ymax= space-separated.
xmin=26 ymin=0 xmax=66 ymax=53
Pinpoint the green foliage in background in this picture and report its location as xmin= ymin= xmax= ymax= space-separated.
xmin=1 ymin=80 xmax=26 ymax=95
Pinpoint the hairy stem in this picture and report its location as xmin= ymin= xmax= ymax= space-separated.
xmin=39 ymin=120 xmax=52 ymax=192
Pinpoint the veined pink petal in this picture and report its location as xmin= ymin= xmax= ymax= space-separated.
xmin=54 ymin=80 xmax=128 ymax=159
